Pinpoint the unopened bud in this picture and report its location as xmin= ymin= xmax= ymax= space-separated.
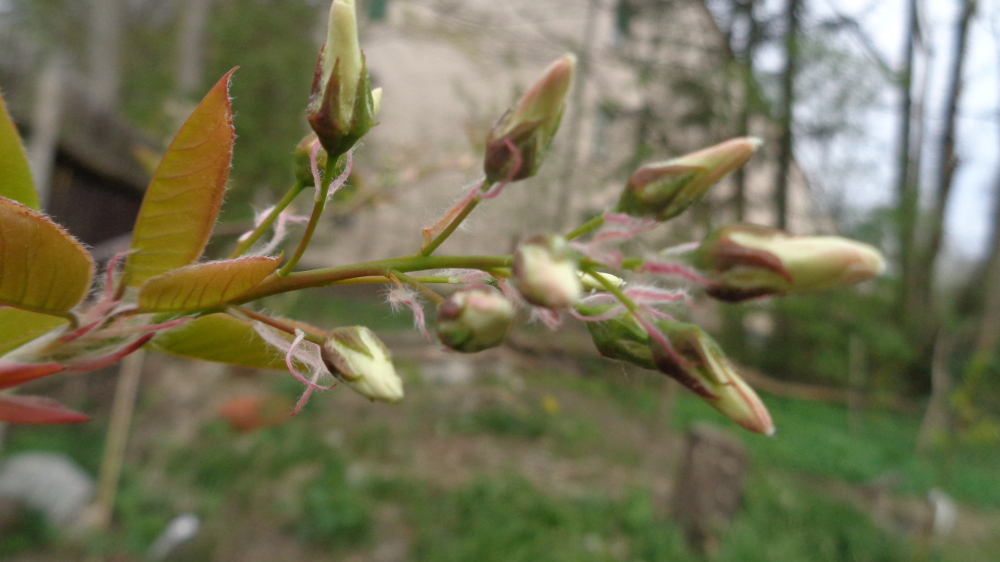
xmin=579 ymin=306 xmax=655 ymax=370
xmin=616 ymin=137 xmax=761 ymax=221
xmin=308 ymin=0 xmax=377 ymax=157
xmin=650 ymin=321 xmax=773 ymax=435
xmin=578 ymin=271 xmax=625 ymax=291
xmin=436 ymin=285 xmax=515 ymax=353
xmin=293 ymin=133 xmax=328 ymax=188
xmin=692 ymin=223 xmax=886 ymax=302
xmin=484 ymin=54 xmax=575 ymax=183
xmin=321 ymin=326 xmax=403 ymax=403
xmin=512 ymin=235 xmax=582 ymax=309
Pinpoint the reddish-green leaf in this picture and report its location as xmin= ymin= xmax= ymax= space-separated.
xmin=0 ymin=198 xmax=94 ymax=312
xmin=138 ymin=256 xmax=280 ymax=312
xmin=0 ymin=95 xmax=39 ymax=210
xmin=148 ymin=313 xmax=288 ymax=370
xmin=0 ymin=308 xmax=67 ymax=356
xmin=0 ymin=361 xmax=65 ymax=390
xmin=124 ymin=69 xmax=237 ymax=287
xmin=0 ymin=394 xmax=89 ymax=424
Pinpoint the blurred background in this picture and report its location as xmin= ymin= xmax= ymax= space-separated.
xmin=1 ymin=0 xmax=1000 ymax=560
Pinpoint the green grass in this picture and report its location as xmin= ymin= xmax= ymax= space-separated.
xmin=380 ymin=477 xmax=691 ymax=562
xmin=672 ymin=391 xmax=1000 ymax=509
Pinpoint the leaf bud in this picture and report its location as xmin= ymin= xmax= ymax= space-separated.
xmin=512 ymin=235 xmax=582 ymax=309
xmin=650 ymin=321 xmax=774 ymax=435
xmin=436 ymin=285 xmax=515 ymax=353
xmin=691 ymin=223 xmax=887 ymax=302
xmin=308 ymin=0 xmax=377 ymax=157
xmin=321 ymin=326 xmax=403 ymax=403
xmin=578 ymin=306 xmax=655 ymax=370
xmin=616 ymin=137 xmax=761 ymax=221
xmin=483 ymin=54 xmax=575 ymax=183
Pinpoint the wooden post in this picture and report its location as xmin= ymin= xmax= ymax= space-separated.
xmin=671 ymin=423 xmax=748 ymax=555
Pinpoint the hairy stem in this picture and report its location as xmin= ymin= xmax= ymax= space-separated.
xmin=234 ymin=254 xmax=512 ymax=303
xmin=278 ymin=154 xmax=347 ymax=276
xmin=565 ymin=214 xmax=606 ymax=241
xmin=228 ymin=306 xmax=325 ymax=345
xmin=390 ymin=270 xmax=445 ymax=304
xmin=420 ymin=194 xmax=483 ymax=257
xmin=229 ymin=181 xmax=306 ymax=259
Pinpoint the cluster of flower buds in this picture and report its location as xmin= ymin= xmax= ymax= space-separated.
xmin=483 ymin=55 xmax=576 ymax=184
xmin=616 ymin=137 xmax=761 ymax=221
xmin=308 ymin=0 xmax=382 ymax=158
xmin=689 ymin=223 xmax=886 ymax=302
xmin=436 ymin=285 xmax=515 ymax=353
xmin=321 ymin=326 xmax=403 ymax=403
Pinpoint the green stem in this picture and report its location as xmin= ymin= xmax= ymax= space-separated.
xmin=278 ymin=155 xmax=345 ymax=276
xmin=229 ymin=181 xmax=306 ymax=259
xmin=580 ymin=263 xmax=638 ymax=313
xmin=328 ymin=275 xmax=454 ymax=286
xmin=565 ymin=214 xmax=606 ymax=241
xmin=420 ymin=195 xmax=482 ymax=257
xmin=228 ymin=306 xmax=325 ymax=345
xmin=390 ymin=270 xmax=445 ymax=304
xmin=620 ymin=257 xmax=644 ymax=270
xmin=234 ymin=254 xmax=512 ymax=304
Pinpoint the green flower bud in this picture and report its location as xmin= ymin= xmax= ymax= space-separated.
xmin=321 ymin=326 xmax=403 ymax=403
xmin=484 ymin=54 xmax=575 ymax=183
xmin=579 ymin=306 xmax=655 ymax=370
xmin=578 ymin=271 xmax=625 ymax=291
xmin=616 ymin=137 xmax=761 ymax=221
xmin=307 ymin=0 xmax=377 ymax=157
xmin=512 ymin=235 xmax=582 ymax=309
xmin=691 ymin=223 xmax=886 ymax=302
xmin=650 ymin=321 xmax=773 ymax=435
xmin=436 ymin=285 xmax=515 ymax=353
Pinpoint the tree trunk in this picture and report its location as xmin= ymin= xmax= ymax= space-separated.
xmin=87 ymin=0 xmax=123 ymax=110
xmin=897 ymin=0 xmax=920 ymax=321
xmin=176 ymin=0 xmax=213 ymax=99
xmin=774 ymin=0 xmax=800 ymax=230
xmin=910 ymin=0 xmax=976 ymax=325
xmin=731 ymin=0 xmax=760 ymax=222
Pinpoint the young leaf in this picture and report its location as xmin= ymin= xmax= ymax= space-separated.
xmin=0 ymin=95 xmax=39 ymax=210
xmin=124 ymin=69 xmax=237 ymax=287
xmin=148 ymin=312 xmax=288 ymax=370
xmin=138 ymin=256 xmax=280 ymax=312
xmin=0 ymin=308 xmax=67 ymax=356
xmin=0 ymin=361 xmax=65 ymax=391
xmin=0 ymin=394 xmax=89 ymax=424
xmin=0 ymin=197 xmax=94 ymax=312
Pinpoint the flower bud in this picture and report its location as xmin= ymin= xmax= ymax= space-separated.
xmin=483 ymin=54 xmax=575 ymax=183
xmin=578 ymin=271 xmax=625 ymax=291
xmin=650 ymin=321 xmax=773 ymax=435
xmin=578 ymin=306 xmax=655 ymax=370
xmin=512 ymin=235 xmax=582 ymax=309
xmin=436 ymin=285 xmax=515 ymax=353
xmin=293 ymin=133 xmax=328 ymax=188
xmin=321 ymin=326 xmax=403 ymax=403
xmin=691 ymin=223 xmax=886 ymax=302
xmin=308 ymin=0 xmax=377 ymax=157
xmin=616 ymin=137 xmax=761 ymax=221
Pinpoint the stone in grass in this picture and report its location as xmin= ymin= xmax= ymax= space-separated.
xmin=0 ymin=451 xmax=95 ymax=529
